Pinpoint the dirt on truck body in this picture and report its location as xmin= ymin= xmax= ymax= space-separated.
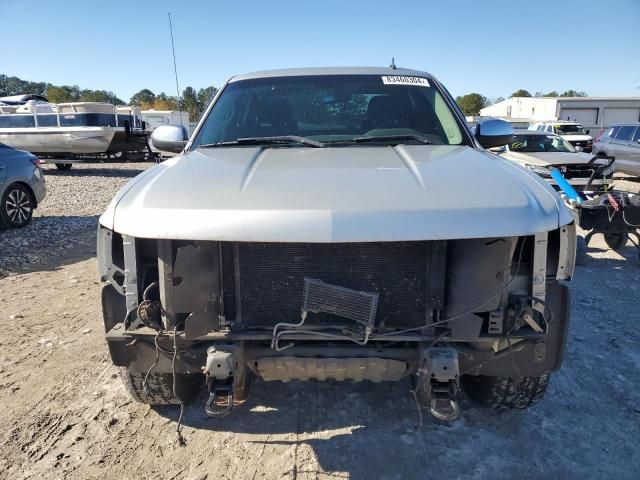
xmin=98 ymin=67 xmax=576 ymax=424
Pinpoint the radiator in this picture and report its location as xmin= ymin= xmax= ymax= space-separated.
xmin=221 ymin=241 xmax=447 ymax=330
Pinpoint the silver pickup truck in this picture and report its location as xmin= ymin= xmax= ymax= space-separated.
xmin=98 ymin=67 xmax=575 ymax=422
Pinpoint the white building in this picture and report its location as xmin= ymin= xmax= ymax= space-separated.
xmin=480 ymin=97 xmax=640 ymax=135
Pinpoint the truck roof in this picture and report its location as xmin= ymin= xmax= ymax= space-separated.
xmin=230 ymin=66 xmax=434 ymax=82
xmin=514 ymin=129 xmax=560 ymax=136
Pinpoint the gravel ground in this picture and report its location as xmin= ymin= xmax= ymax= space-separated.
xmin=0 ymin=163 xmax=147 ymax=277
xmin=0 ymin=163 xmax=639 ymax=480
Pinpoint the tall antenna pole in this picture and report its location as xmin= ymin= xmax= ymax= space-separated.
xmin=168 ymin=12 xmax=183 ymax=123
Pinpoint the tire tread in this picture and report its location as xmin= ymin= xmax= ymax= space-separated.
xmin=463 ymin=373 xmax=550 ymax=409
xmin=119 ymin=367 xmax=201 ymax=406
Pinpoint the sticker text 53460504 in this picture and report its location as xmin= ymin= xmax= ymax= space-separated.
xmin=381 ymin=76 xmax=430 ymax=87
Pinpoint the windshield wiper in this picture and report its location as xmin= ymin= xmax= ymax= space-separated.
xmin=351 ymin=134 xmax=433 ymax=145
xmin=199 ymin=135 xmax=324 ymax=148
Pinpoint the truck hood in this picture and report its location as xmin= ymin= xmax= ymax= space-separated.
xmin=561 ymin=134 xmax=593 ymax=142
xmin=501 ymin=150 xmax=597 ymax=167
xmin=100 ymin=145 xmax=573 ymax=242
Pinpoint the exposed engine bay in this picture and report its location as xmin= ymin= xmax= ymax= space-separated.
xmin=98 ymin=225 xmax=575 ymax=421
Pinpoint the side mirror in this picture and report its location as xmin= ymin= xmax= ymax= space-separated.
xmin=150 ymin=125 xmax=188 ymax=153
xmin=475 ymin=119 xmax=513 ymax=149
xmin=586 ymin=129 xmax=590 ymax=134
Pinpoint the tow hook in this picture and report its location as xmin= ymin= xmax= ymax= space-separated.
xmin=417 ymin=347 xmax=461 ymax=422
xmin=203 ymin=346 xmax=235 ymax=418
xmin=204 ymin=381 xmax=233 ymax=417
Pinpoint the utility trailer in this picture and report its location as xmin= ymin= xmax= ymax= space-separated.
xmin=576 ymin=192 xmax=640 ymax=259
xmin=546 ymin=155 xmax=640 ymax=260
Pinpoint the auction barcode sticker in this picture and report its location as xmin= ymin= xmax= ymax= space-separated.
xmin=381 ymin=76 xmax=430 ymax=87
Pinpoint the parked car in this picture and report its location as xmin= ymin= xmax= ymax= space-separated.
xmin=98 ymin=67 xmax=575 ymax=422
xmin=529 ymin=121 xmax=593 ymax=152
xmin=592 ymin=123 xmax=640 ymax=176
xmin=0 ymin=143 xmax=46 ymax=228
xmin=494 ymin=130 xmax=614 ymax=192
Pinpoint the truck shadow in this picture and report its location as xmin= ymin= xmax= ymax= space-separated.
xmin=0 ymin=215 xmax=98 ymax=276
xmin=155 ymin=379 xmax=533 ymax=479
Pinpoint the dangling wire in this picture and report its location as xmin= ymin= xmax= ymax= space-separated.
xmin=409 ymin=389 xmax=423 ymax=430
xmin=172 ymin=325 xmax=186 ymax=446
xmin=622 ymin=209 xmax=640 ymax=228
xmin=376 ymin=237 xmax=527 ymax=338
xmin=505 ymin=325 xmax=522 ymax=383
xmin=139 ymin=324 xmax=186 ymax=445
xmin=142 ymin=328 xmax=163 ymax=394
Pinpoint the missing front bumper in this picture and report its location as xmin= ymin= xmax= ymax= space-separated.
xmin=255 ymin=356 xmax=409 ymax=382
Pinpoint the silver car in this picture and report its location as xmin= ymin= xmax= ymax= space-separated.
xmin=496 ymin=130 xmax=614 ymax=192
xmin=98 ymin=67 xmax=575 ymax=421
xmin=0 ymin=143 xmax=46 ymax=228
xmin=592 ymin=123 xmax=640 ymax=175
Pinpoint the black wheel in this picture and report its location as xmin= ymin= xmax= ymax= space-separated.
xmin=604 ymin=233 xmax=626 ymax=251
xmin=462 ymin=373 xmax=550 ymax=409
xmin=0 ymin=183 xmax=34 ymax=229
xmin=119 ymin=367 xmax=203 ymax=406
xmin=123 ymin=152 xmax=145 ymax=161
xmin=55 ymin=163 xmax=72 ymax=171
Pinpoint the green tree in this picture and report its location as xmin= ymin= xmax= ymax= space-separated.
xmin=196 ymin=86 xmax=218 ymax=118
xmin=1 ymin=74 xmax=216 ymax=111
xmin=129 ymin=89 xmax=156 ymax=108
xmin=455 ymin=93 xmax=487 ymax=116
xmin=153 ymin=92 xmax=179 ymax=110
xmin=79 ymin=89 xmax=124 ymax=104
xmin=0 ymin=75 xmax=50 ymax=96
xmin=106 ymin=91 xmax=125 ymax=105
xmin=560 ymin=90 xmax=587 ymax=97
xmin=544 ymin=91 xmax=559 ymax=97
xmin=182 ymin=86 xmax=198 ymax=121
xmin=46 ymin=85 xmax=81 ymax=103
xmin=510 ymin=89 xmax=532 ymax=98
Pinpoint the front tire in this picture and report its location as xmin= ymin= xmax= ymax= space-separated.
xmin=604 ymin=233 xmax=626 ymax=251
xmin=119 ymin=367 xmax=202 ymax=406
xmin=462 ymin=373 xmax=550 ymax=409
xmin=0 ymin=183 xmax=34 ymax=229
xmin=123 ymin=152 xmax=145 ymax=161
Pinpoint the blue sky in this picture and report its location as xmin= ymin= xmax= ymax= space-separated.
xmin=1 ymin=0 xmax=639 ymax=102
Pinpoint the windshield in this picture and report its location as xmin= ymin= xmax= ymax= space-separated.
xmin=509 ymin=134 xmax=576 ymax=153
xmin=554 ymin=124 xmax=586 ymax=135
xmin=192 ymin=75 xmax=466 ymax=147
